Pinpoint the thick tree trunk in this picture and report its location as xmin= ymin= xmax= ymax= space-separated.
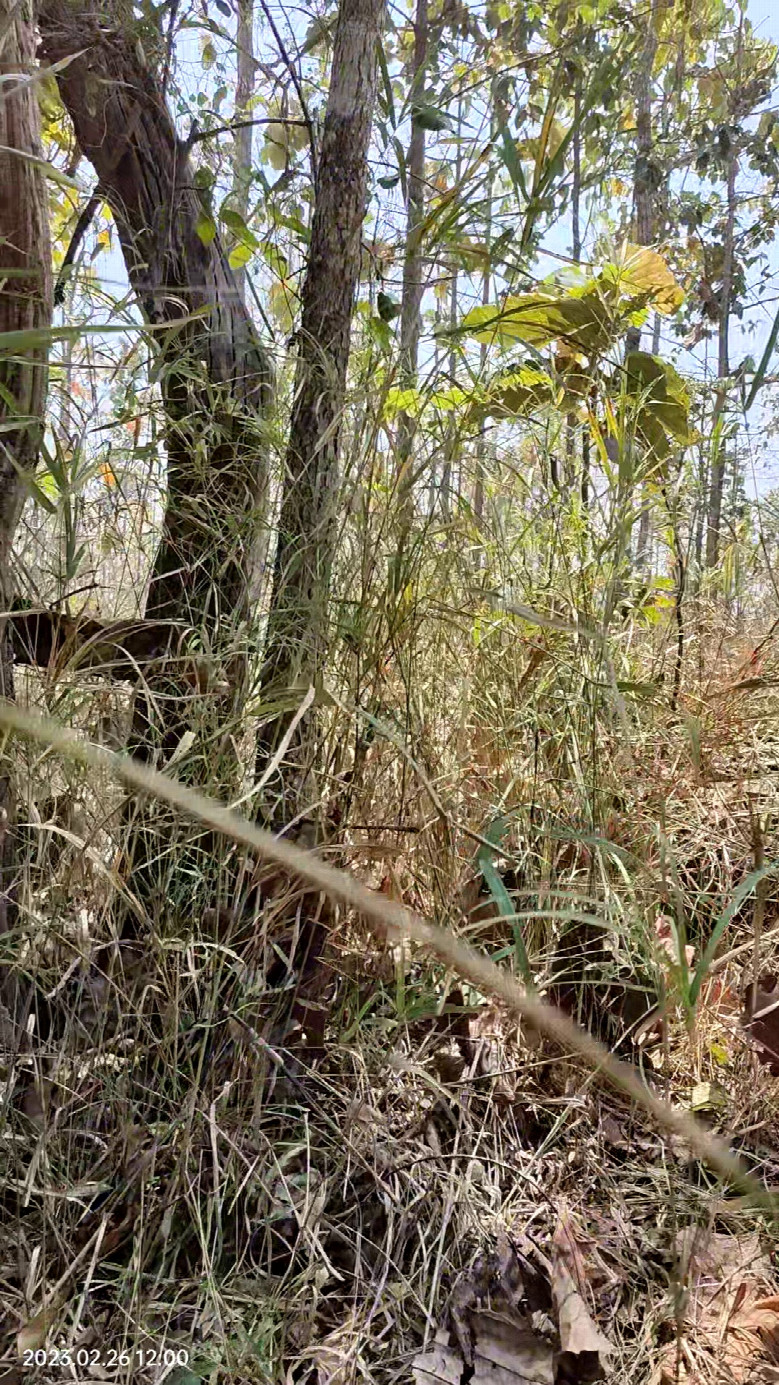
xmin=0 ymin=0 xmax=52 ymax=1007
xmin=39 ymin=0 xmax=272 ymax=758
xmin=38 ymin=0 xmax=272 ymax=926
xmin=256 ymin=0 xmax=386 ymax=829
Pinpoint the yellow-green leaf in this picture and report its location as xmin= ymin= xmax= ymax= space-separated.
xmin=462 ymin=291 xmax=612 ymax=354
xmin=384 ymin=386 xmax=422 ymax=420
xmin=625 ymin=351 xmax=694 ymax=458
xmin=268 ymin=280 xmax=295 ymax=333
xmin=195 ymin=211 xmax=216 ymax=246
xmin=228 ymin=242 xmax=252 ymax=269
xmin=617 ymin=244 xmax=684 ymax=315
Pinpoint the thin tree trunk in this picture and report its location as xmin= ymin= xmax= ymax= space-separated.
xmin=473 ymin=166 xmax=493 ymax=562
xmin=394 ymin=0 xmax=428 ymax=542
xmin=256 ymin=0 xmax=387 ymax=829
xmin=625 ymin=0 xmax=658 ymax=354
xmin=705 ymin=139 xmax=737 ymax=569
xmin=0 ymin=0 xmax=52 ymax=1013
xmin=441 ymin=107 xmax=463 ymax=520
xmin=232 ymin=0 xmax=255 ymax=303
xmin=635 ymin=315 xmax=663 ymax=572
xmin=566 ymin=70 xmax=581 ymax=497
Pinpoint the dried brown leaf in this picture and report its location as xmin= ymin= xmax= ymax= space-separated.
xmin=17 ymin=1301 xmax=60 ymax=1355
xmin=743 ymin=974 xmax=779 ymax=1074
xmin=658 ymin=1229 xmax=779 ymax=1384
xmin=551 ymin=1205 xmax=611 ymax=1379
xmin=412 ymin=1319 xmax=554 ymax=1385
xmin=412 ymin=1331 xmax=468 ymax=1385
xmin=551 ymin=1262 xmax=611 ymax=1361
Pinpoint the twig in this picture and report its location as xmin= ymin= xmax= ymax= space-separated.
xmin=54 ymin=189 xmax=101 ymax=306
xmin=255 ymin=0 xmax=318 ymax=183
xmin=186 ymin=116 xmax=310 ymax=147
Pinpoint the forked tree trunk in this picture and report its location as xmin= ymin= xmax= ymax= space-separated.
xmin=256 ymin=0 xmax=387 ymax=829
xmin=38 ymin=0 xmax=272 ymax=924
xmin=39 ymin=0 xmax=272 ymax=760
xmin=0 ymin=0 xmax=52 ymax=1011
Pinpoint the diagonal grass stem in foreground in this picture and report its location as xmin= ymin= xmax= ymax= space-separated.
xmin=0 ymin=697 xmax=772 ymax=1210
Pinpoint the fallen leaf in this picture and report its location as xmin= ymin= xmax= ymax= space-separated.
xmin=470 ymin=1312 xmax=554 ymax=1384
xmin=412 ymin=1319 xmax=554 ymax=1385
xmin=743 ymin=974 xmax=779 ymax=1074
xmin=689 ymin=1081 xmax=728 ymax=1113
xmin=412 ymin=1330 xmax=468 ymax=1385
xmin=551 ymin=1206 xmax=611 ymax=1381
xmin=17 ymin=1301 xmax=60 ymax=1355
xmin=446 ymin=1236 xmax=551 ymax=1368
xmin=552 ymin=1260 xmax=610 ymax=1358
xmin=658 ymin=1228 xmax=779 ymax=1384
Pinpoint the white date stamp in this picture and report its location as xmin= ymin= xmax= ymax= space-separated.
xmin=20 ymin=1345 xmax=191 ymax=1370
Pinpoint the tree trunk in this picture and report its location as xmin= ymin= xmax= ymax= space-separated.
xmin=393 ymin=0 xmax=429 ymax=549
xmin=705 ymin=139 xmax=737 ymax=570
xmin=0 ymin=0 xmax=52 ymax=1010
xmin=39 ymin=0 xmax=272 ymax=760
xmin=39 ymin=0 xmax=272 ymax=926
xmin=625 ymin=0 xmax=658 ymax=354
xmin=231 ymin=0 xmax=255 ymax=303
xmin=566 ymin=64 xmax=582 ymax=498
xmin=256 ymin=0 xmax=387 ymax=829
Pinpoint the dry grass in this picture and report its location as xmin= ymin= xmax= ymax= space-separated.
xmin=2 ymin=616 xmax=779 ymax=1385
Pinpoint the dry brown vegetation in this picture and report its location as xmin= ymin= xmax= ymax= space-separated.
xmin=3 ymin=600 xmax=779 ymax=1384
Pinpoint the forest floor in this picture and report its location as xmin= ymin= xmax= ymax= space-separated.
xmin=3 ymin=614 xmax=779 ymax=1384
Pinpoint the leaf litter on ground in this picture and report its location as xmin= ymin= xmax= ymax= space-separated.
xmin=656 ymin=1227 xmax=779 ymax=1385
xmin=412 ymin=1210 xmax=612 ymax=1385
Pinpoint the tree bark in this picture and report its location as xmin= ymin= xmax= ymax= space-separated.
xmin=626 ymin=0 xmax=658 ymax=355
xmin=705 ymin=139 xmax=737 ymax=570
xmin=256 ymin=0 xmax=387 ymax=828
xmin=231 ymin=0 xmax=255 ymax=303
xmin=0 ymin=0 xmax=52 ymax=1003
xmin=38 ymin=0 xmax=272 ymax=760
xmin=37 ymin=0 xmax=272 ymax=928
xmin=392 ymin=0 xmax=429 ymax=566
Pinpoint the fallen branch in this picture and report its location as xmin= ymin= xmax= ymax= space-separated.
xmin=10 ymin=608 xmax=227 ymax=691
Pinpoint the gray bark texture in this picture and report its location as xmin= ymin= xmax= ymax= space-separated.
xmin=257 ymin=0 xmax=387 ymax=826
xmin=231 ymin=0 xmax=255 ymax=303
xmin=39 ymin=0 xmax=272 ymax=692
xmin=38 ymin=0 xmax=273 ymax=927
xmin=705 ymin=141 xmax=737 ymax=570
xmin=0 ymin=0 xmax=52 ymax=995
xmin=625 ymin=0 xmax=658 ymax=355
xmin=396 ymin=0 xmax=428 ymax=478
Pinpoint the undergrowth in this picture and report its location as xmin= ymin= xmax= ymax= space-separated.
xmin=3 ymin=577 xmax=779 ymax=1384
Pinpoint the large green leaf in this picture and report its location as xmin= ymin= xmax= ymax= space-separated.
xmin=624 ymin=351 xmax=694 ymax=457
xmin=469 ymin=365 xmax=557 ymax=421
xmin=461 ymin=289 xmax=613 ymax=354
xmin=606 ymin=244 xmax=684 ymax=314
